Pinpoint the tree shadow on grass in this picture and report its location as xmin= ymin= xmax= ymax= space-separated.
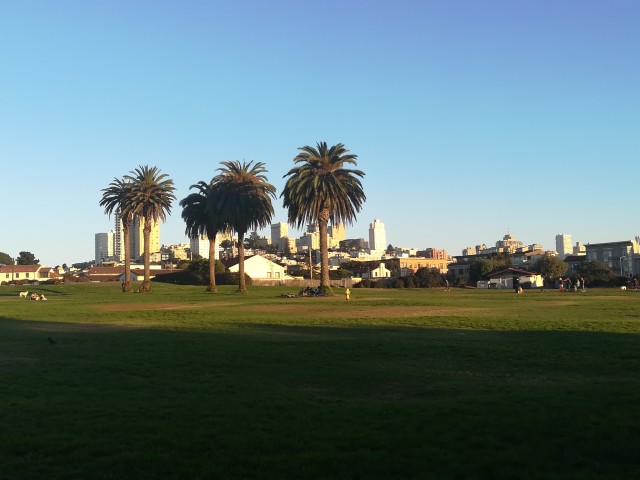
xmin=1 ymin=317 xmax=640 ymax=480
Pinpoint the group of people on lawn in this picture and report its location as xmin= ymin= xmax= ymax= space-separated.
xmin=559 ymin=276 xmax=585 ymax=292
xmin=30 ymin=292 xmax=47 ymax=301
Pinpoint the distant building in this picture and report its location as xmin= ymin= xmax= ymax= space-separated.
xmin=163 ymin=243 xmax=191 ymax=261
xmin=225 ymin=254 xmax=289 ymax=282
xmin=0 ymin=264 xmax=60 ymax=283
xmin=189 ymin=234 xmax=225 ymax=260
xmin=496 ymin=233 xmax=523 ymax=253
xmin=270 ymin=222 xmax=289 ymax=251
xmin=340 ymin=238 xmax=368 ymax=251
xmin=328 ymin=223 xmax=346 ymax=248
xmin=395 ymin=257 xmax=448 ymax=275
xmin=95 ymin=231 xmax=115 ymax=265
xmin=464 ymin=233 xmax=524 ymax=256
xmin=297 ymin=231 xmax=320 ymax=250
xmin=114 ymin=211 xmax=125 ymax=261
xmin=585 ymin=239 xmax=640 ymax=276
xmin=368 ymin=219 xmax=387 ymax=253
xmin=573 ymin=242 xmax=586 ymax=256
xmin=487 ymin=268 xmax=544 ymax=289
xmin=556 ymin=233 xmax=572 ymax=259
xmin=130 ymin=217 xmax=160 ymax=261
xmin=420 ymin=248 xmax=447 ymax=260
xmin=463 ymin=244 xmax=487 ymax=256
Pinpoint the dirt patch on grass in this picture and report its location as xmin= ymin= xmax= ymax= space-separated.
xmin=242 ymin=304 xmax=486 ymax=318
xmin=94 ymin=303 xmax=203 ymax=312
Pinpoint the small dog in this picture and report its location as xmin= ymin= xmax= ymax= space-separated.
xmin=621 ymin=286 xmax=627 ymax=291
xmin=19 ymin=291 xmax=29 ymax=298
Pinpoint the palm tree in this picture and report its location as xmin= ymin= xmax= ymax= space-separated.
xmin=180 ymin=180 xmax=224 ymax=292
xmin=125 ymin=165 xmax=176 ymax=293
xmin=99 ymin=177 xmax=134 ymax=292
xmin=281 ymin=142 xmax=365 ymax=293
xmin=213 ymin=160 xmax=275 ymax=293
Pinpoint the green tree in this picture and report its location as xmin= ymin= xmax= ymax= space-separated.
xmin=0 ymin=252 xmax=14 ymax=265
xmin=17 ymin=251 xmax=39 ymax=265
xmin=469 ymin=258 xmax=495 ymax=283
xmin=577 ymin=260 xmax=612 ymax=284
xmin=246 ymin=231 xmax=262 ymax=250
xmin=214 ymin=160 xmax=275 ymax=293
xmin=100 ymin=177 xmax=135 ymax=292
xmin=125 ymin=165 xmax=176 ymax=293
xmin=533 ymin=254 xmax=568 ymax=282
xmin=281 ymin=142 xmax=366 ymax=293
xmin=180 ymin=180 xmax=224 ymax=293
xmin=415 ymin=267 xmax=444 ymax=288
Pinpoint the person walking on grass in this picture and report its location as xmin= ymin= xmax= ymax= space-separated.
xmin=345 ymin=288 xmax=351 ymax=302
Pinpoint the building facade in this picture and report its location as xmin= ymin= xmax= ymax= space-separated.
xmin=396 ymin=257 xmax=448 ymax=275
xmin=556 ymin=233 xmax=573 ymax=259
xmin=368 ymin=219 xmax=387 ymax=253
xmin=584 ymin=240 xmax=640 ymax=276
xmin=95 ymin=231 xmax=115 ymax=265
xmin=270 ymin=222 xmax=289 ymax=251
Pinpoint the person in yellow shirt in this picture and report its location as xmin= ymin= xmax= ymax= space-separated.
xmin=345 ymin=288 xmax=351 ymax=301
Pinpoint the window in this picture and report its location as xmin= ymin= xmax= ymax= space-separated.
xmin=16 ymin=273 xmax=20 ymax=278
xmin=267 ymin=272 xmax=272 ymax=278
xmin=275 ymin=272 xmax=280 ymax=278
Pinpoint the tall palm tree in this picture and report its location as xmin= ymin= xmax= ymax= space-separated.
xmin=125 ymin=165 xmax=176 ymax=293
xmin=213 ymin=160 xmax=275 ymax=293
xmin=99 ymin=177 xmax=134 ymax=293
xmin=281 ymin=142 xmax=365 ymax=293
xmin=179 ymin=180 xmax=224 ymax=292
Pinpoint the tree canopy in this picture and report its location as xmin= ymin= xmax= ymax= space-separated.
xmin=281 ymin=142 xmax=365 ymax=292
xmin=100 ymin=176 xmax=135 ymax=292
xmin=180 ymin=179 xmax=224 ymax=292
xmin=0 ymin=252 xmax=14 ymax=265
xmin=577 ymin=260 xmax=612 ymax=283
xmin=17 ymin=251 xmax=39 ymax=265
xmin=533 ymin=254 xmax=568 ymax=281
xmin=213 ymin=160 xmax=275 ymax=293
xmin=125 ymin=165 xmax=176 ymax=292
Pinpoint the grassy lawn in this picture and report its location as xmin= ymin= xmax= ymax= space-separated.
xmin=2 ymin=283 xmax=640 ymax=479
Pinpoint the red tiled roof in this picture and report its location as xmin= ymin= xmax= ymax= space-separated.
xmin=489 ymin=268 xmax=537 ymax=277
xmin=0 ymin=264 xmax=41 ymax=273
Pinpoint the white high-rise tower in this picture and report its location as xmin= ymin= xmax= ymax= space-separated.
xmin=368 ymin=219 xmax=387 ymax=253
xmin=555 ymin=233 xmax=572 ymax=259
xmin=95 ymin=231 xmax=114 ymax=265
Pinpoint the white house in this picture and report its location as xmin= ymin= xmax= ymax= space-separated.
xmin=0 ymin=265 xmax=60 ymax=284
xmin=485 ymin=268 xmax=544 ymax=289
xmin=365 ymin=262 xmax=391 ymax=279
xmin=227 ymin=255 xmax=289 ymax=281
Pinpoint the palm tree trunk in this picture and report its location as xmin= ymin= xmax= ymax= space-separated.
xmin=207 ymin=237 xmax=218 ymax=293
xmin=141 ymin=218 xmax=151 ymax=292
xmin=237 ymin=231 xmax=246 ymax=293
xmin=123 ymin=223 xmax=132 ymax=293
xmin=318 ymin=214 xmax=332 ymax=293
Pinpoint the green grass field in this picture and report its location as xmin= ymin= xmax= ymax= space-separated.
xmin=2 ymin=283 xmax=640 ymax=479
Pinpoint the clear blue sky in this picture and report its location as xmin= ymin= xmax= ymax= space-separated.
xmin=2 ymin=0 xmax=638 ymax=266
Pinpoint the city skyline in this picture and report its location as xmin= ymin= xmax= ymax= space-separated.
xmin=2 ymin=1 xmax=638 ymax=266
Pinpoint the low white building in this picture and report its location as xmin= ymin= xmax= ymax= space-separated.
xmin=227 ymin=255 xmax=289 ymax=281
xmin=485 ymin=268 xmax=544 ymax=289
xmin=0 ymin=265 xmax=61 ymax=284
